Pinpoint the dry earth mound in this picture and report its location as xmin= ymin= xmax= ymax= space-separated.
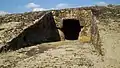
xmin=0 ymin=5 xmax=120 ymax=68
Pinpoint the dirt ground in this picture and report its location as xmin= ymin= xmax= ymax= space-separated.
xmin=0 ymin=18 xmax=120 ymax=68
xmin=97 ymin=18 xmax=120 ymax=68
xmin=0 ymin=40 xmax=102 ymax=68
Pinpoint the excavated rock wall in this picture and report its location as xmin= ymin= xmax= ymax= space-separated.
xmin=52 ymin=9 xmax=95 ymax=42
xmin=52 ymin=8 xmax=102 ymax=55
xmin=0 ymin=7 xmax=102 ymax=54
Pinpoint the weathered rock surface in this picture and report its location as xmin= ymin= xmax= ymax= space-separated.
xmin=0 ymin=12 xmax=60 ymax=52
xmin=0 ymin=8 xmax=102 ymax=54
xmin=52 ymin=8 xmax=103 ymax=55
xmin=0 ymin=5 xmax=120 ymax=68
xmin=0 ymin=12 xmax=46 ymax=44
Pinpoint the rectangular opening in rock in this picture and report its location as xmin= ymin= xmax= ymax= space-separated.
xmin=61 ymin=19 xmax=83 ymax=40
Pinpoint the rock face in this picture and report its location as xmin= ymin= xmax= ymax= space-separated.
xmin=0 ymin=7 xmax=103 ymax=55
xmin=52 ymin=9 xmax=94 ymax=42
xmin=0 ymin=5 xmax=120 ymax=68
xmin=52 ymin=9 xmax=102 ymax=55
xmin=0 ymin=12 xmax=60 ymax=52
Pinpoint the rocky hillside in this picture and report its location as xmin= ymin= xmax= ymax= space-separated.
xmin=0 ymin=5 xmax=120 ymax=68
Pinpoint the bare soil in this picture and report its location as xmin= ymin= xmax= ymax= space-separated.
xmin=0 ymin=18 xmax=120 ymax=68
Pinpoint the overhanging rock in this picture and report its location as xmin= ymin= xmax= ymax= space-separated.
xmin=0 ymin=12 xmax=60 ymax=52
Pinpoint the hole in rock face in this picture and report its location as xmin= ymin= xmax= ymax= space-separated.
xmin=61 ymin=19 xmax=83 ymax=40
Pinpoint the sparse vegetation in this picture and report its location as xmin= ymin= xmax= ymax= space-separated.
xmin=0 ymin=5 xmax=120 ymax=68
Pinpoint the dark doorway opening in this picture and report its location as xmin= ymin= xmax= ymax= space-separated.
xmin=61 ymin=19 xmax=83 ymax=40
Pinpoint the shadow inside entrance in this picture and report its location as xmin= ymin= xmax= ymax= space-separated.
xmin=61 ymin=19 xmax=83 ymax=40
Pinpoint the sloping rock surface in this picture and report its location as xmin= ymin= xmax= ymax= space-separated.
xmin=0 ymin=12 xmax=60 ymax=52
